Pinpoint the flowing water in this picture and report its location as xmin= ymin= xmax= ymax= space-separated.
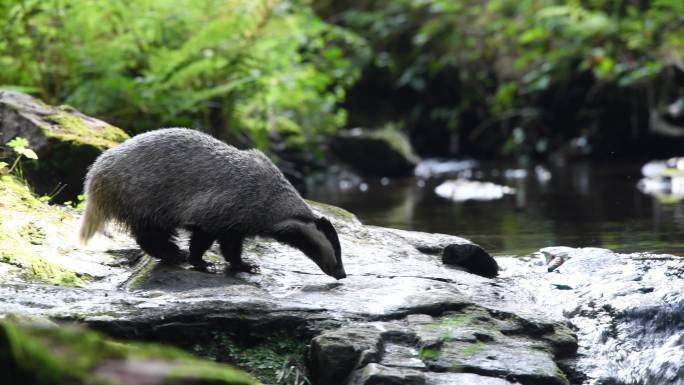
xmin=308 ymin=160 xmax=684 ymax=256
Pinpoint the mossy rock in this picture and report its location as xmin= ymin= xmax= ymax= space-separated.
xmin=330 ymin=127 xmax=419 ymax=177
xmin=0 ymin=317 xmax=258 ymax=385
xmin=307 ymin=200 xmax=361 ymax=225
xmin=0 ymin=91 xmax=129 ymax=201
xmin=0 ymin=175 xmax=82 ymax=285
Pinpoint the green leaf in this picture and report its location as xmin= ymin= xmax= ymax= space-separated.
xmin=6 ymin=137 xmax=29 ymax=150
xmin=15 ymin=147 xmax=38 ymax=160
xmin=0 ymin=161 xmax=8 ymax=171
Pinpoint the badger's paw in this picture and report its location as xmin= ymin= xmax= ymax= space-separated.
xmin=227 ymin=261 xmax=260 ymax=274
xmin=159 ymin=251 xmax=189 ymax=266
xmin=190 ymin=260 xmax=217 ymax=273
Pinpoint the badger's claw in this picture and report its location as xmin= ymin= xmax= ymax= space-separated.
xmin=228 ymin=262 xmax=260 ymax=274
xmin=189 ymin=258 xmax=218 ymax=273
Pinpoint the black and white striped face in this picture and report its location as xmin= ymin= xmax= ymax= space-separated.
xmin=314 ymin=217 xmax=345 ymax=279
xmin=270 ymin=217 xmax=346 ymax=279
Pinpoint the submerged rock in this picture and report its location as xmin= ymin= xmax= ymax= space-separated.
xmin=435 ymin=179 xmax=515 ymax=201
xmin=0 ymin=91 xmax=128 ymax=200
xmin=638 ymin=157 xmax=684 ymax=203
xmin=331 ymin=127 xmax=419 ymax=177
xmin=414 ymin=158 xmax=478 ymax=178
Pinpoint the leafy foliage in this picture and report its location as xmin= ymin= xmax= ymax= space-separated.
xmin=317 ymin=0 xmax=684 ymax=157
xmin=0 ymin=0 xmax=362 ymax=152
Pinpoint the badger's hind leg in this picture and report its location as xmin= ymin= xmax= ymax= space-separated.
xmin=188 ymin=228 xmax=215 ymax=271
xmin=133 ymin=226 xmax=186 ymax=264
xmin=218 ymin=232 xmax=257 ymax=273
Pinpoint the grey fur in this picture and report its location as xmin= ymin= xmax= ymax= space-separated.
xmin=80 ymin=128 xmax=346 ymax=279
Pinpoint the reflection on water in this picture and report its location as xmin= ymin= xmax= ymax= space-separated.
xmin=307 ymin=161 xmax=684 ymax=256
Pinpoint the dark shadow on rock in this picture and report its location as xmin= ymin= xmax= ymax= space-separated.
xmin=105 ymin=249 xmax=144 ymax=267
xmin=136 ymin=263 xmax=250 ymax=292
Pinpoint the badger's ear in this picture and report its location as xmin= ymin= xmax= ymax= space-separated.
xmin=315 ymin=217 xmax=341 ymax=260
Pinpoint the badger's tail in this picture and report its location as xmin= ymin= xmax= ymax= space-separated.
xmin=79 ymin=191 xmax=108 ymax=245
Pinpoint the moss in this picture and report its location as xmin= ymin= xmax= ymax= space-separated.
xmin=124 ymin=255 xmax=160 ymax=291
xmin=418 ymin=347 xmax=441 ymax=361
xmin=167 ymin=361 xmax=259 ymax=384
xmin=462 ymin=342 xmax=485 ymax=356
xmin=429 ymin=307 xmax=490 ymax=337
xmin=306 ymin=200 xmax=358 ymax=223
xmin=554 ymin=367 xmax=570 ymax=385
xmin=47 ymin=111 xmax=128 ymax=150
xmin=436 ymin=313 xmax=478 ymax=329
xmin=20 ymin=110 xmax=129 ymax=202
xmin=19 ymin=223 xmax=46 ymax=245
xmin=371 ymin=126 xmax=419 ymax=163
xmin=1 ymin=175 xmax=43 ymax=209
xmin=0 ymin=175 xmax=83 ymax=285
xmin=542 ymin=323 xmax=578 ymax=358
xmin=0 ymin=319 xmax=257 ymax=385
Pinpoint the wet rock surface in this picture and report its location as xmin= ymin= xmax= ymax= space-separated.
xmin=0 ymin=196 xmax=577 ymax=384
xmin=500 ymin=247 xmax=684 ymax=385
xmin=2 ymin=176 xmax=684 ymax=384
xmin=311 ymin=308 xmax=574 ymax=385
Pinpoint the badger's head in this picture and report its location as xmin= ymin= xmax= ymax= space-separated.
xmin=271 ymin=216 xmax=346 ymax=279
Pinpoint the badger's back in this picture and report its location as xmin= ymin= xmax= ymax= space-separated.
xmin=80 ymin=128 xmax=312 ymax=242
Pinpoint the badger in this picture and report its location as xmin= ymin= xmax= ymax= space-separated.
xmin=79 ymin=128 xmax=346 ymax=279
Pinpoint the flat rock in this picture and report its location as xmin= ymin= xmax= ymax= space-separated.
xmin=311 ymin=307 xmax=572 ymax=385
xmin=0 ymin=184 xmax=575 ymax=385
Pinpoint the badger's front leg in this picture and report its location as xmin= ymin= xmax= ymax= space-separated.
xmin=134 ymin=226 xmax=186 ymax=264
xmin=188 ymin=229 xmax=215 ymax=271
xmin=218 ymin=232 xmax=257 ymax=273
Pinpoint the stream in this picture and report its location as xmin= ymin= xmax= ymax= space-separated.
xmin=308 ymin=160 xmax=684 ymax=257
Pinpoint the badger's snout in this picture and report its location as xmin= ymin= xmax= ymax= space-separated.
xmin=332 ymin=268 xmax=347 ymax=280
xmin=319 ymin=260 xmax=346 ymax=280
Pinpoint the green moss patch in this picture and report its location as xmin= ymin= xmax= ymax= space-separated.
xmin=371 ymin=126 xmax=419 ymax=163
xmin=418 ymin=347 xmax=441 ymax=361
xmin=0 ymin=175 xmax=83 ymax=285
xmin=429 ymin=306 xmax=493 ymax=340
xmin=0 ymin=319 xmax=257 ymax=385
xmin=462 ymin=342 xmax=485 ymax=356
xmin=47 ymin=110 xmax=128 ymax=150
xmin=307 ymin=200 xmax=359 ymax=223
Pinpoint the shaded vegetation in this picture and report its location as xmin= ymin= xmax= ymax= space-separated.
xmin=3 ymin=0 xmax=684 ymax=162
xmin=316 ymin=0 xmax=684 ymax=159
xmin=192 ymin=330 xmax=310 ymax=385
